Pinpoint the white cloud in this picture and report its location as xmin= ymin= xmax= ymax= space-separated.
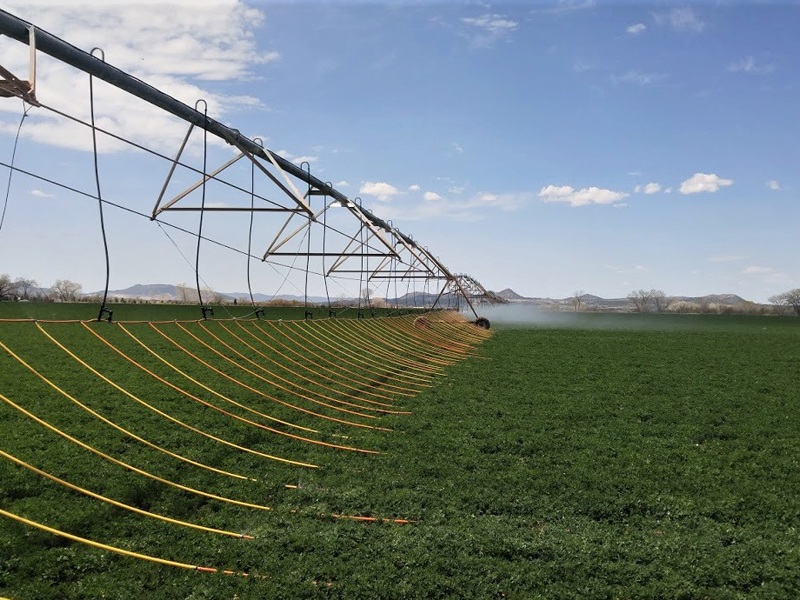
xmin=30 ymin=189 xmax=55 ymax=198
xmin=743 ymin=266 xmax=773 ymax=275
xmin=679 ymin=173 xmax=733 ymax=194
xmin=604 ymin=264 xmax=647 ymax=275
xmin=367 ymin=190 xmax=529 ymax=222
xmin=408 ymin=184 xmax=420 ymax=192
xmin=451 ymin=142 xmax=464 ymax=153
xmin=627 ymin=23 xmax=646 ymax=35
xmin=664 ymin=187 xmax=673 ymax=194
xmin=533 ymin=0 xmax=595 ymax=15
xmin=292 ymin=155 xmax=319 ymax=165
xmin=336 ymin=180 xmax=349 ymax=187
xmin=654 ymin=7 xmax=705 ymax=33
xmin=728 ymin=56 xmax=775 ymax=75
xmin=359 ymin=181 xmax=402 ymax=202
xmin=449 ymin=185 xmax=465 ymax=195
xmin=708 ymin=255 xmax=744 ymax=263
xmin=460 ymin=13 xmax=518 ymax=48
xmin=0 ymin=1 xmax=275 ymax=154
xmin=423 ymin=191 xmax=442 ymax=201
xmin=643 ymin=182 xmax=661 ymax=194
xmin=275 ymin=150 xmax=318 ymax=164
xmin=461 ymin=14 xmax=518 ymax=33
xmin=539 ymin=185 xmax=629 ymax=207
xmin=612 ymin=70 xmax=666 ymax=86
xmin=767 ymin=180 xmax=780 ymax=191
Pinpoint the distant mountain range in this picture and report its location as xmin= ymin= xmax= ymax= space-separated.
xmin=495 ymin=288 xmax=749 ymax=309
xmin=87 ymin=283 xmax=753 ymax=310
xmin=87 ymin=283 xmax=333 ymax=304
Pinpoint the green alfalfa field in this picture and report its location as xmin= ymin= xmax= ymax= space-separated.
xmin=1 ymin=303 xmax=800 ymax=599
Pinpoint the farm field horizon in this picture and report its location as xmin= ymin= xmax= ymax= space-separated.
xmin=1 ymin=305 xmax=798 ymax=598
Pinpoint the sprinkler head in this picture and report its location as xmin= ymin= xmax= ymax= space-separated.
xmin=473 ymin=317 xmax=490 ymax=329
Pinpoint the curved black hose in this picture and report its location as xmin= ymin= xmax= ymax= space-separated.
xmin=0 ymin=101 xmax=30 ymax=238
xmin=89 ymin=52 xmax=113 ymax=323
xmin=194 ymin=101 xmax=211 ymax=319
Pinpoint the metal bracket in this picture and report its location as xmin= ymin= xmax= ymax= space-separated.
xmin=0 ymin=25 xmax=38 ymax=105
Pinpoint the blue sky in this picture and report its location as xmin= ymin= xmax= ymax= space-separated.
xmin=0 ymin=1 xmax=797 ymax=302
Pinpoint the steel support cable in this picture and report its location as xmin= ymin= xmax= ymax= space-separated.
xmin=36 ymin=323 xmax=319 ymax=469
xmin=0 ymin=159 xmax=372 ymax=289
xmin=0 ymin=391 xmax=272 ymax=511
xmin=352 ymin=319 xmax=459 ymax=364
xmin=192 ymin=322 xmax=405 ymax=415
xmin=292 ymin=320 xmax=437 ymax=383
xmin=262 ymin=225 xmax=311 ymax=304
xmin=149 ymin=323 xmax=390 ymax=431
xmin=82 ymin=324 xmax=376 ymax=455
xmin=0 ymin=449 xmax=254 ymax=539
xmin=0 ymin=160 xmax=335 ymax=282
xmin=115 ymin=323 xmax=318 ymax=434
xmin=321 ymin=320 xmax=446 ymax=373
xmin=88 ymin=51 xmax=112 ymax=323
xmin=220 ymin=321 xmax=408 ymax=406
xmin=0 ymin=506 xmax=253 ymax=577
xmin=255 ymin=321 xmax=430 ymax=392
xmin=0 ymin=336 xmax=250 ymax=481
xmin=34 ymin=100 xmax=287 ymax=209
xmin=245 ymin=321 xmax=424 ymax=395
xmin=0 ymin=100 xmax=31 ymax=238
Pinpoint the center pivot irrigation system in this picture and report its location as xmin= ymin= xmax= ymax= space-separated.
xmin=0 ymin=9 xmax=506 ymax=581
xmin=0 ymin=9 xmax=505 ymax=324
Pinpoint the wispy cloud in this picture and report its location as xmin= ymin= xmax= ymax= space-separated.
xmin=539 ymin=185 xmax=629 ymax=207
xmin=679 ymin=173 xmax=733 ymax=194
xmin=30 ymin=189 xmax=55 ymax=198
xmin=369 ymin=190 xmax=530 ymax=222
xmin=743 ymin=266 xmax=774 ymax=275
xmin=626 ymin=23 xmax=646 ymax=35
xmin=767 ymin=180 xmax=780 ymax=191
xmin=451 ymin=142 xmax=464 ymax=154
xmin=708 ymin=255 xmax=744 ymax=263
xmin=634 ymin=182 xmax=662 ymax=194
xmin=460 ymin=13 xmax=518 ymax=48
xmin=359 ymin=181 xmax=402 ymax=202
xmin=728 ymin=56 xmax=775 ymax=75
xmin=533 ymin=0 xmax=595 ymax=16
xmin=612 ymin=70 xmax=666 ymax=86
xmin=423 ymin=191 xmax=442 ymax=201
xmin=0 ymin=1 xmax=275 ymax=154
xmin=654 ymin=7 xmax=705 ymax=33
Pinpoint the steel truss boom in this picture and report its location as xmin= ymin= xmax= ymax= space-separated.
xmin=0 ymin=8 xmax=485 ymax=319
